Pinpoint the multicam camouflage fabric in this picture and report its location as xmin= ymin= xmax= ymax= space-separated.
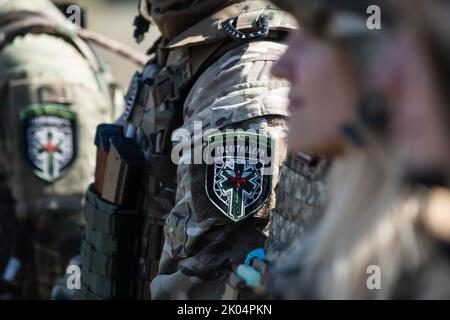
xmin=265 ymin=154 xmax=331 ymax=261
xmin=77 ymin=0 xmax=295 ymax=300
xmin=150 ymin=39 xmax=290 ymax=300
xmin=0 ymin=0 xmax=113 ymax=299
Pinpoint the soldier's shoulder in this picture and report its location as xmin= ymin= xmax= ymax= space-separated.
xmin=0 ymin=0 xmax=68 ymax=24
xmin=0 ymin=0 xmax=84 ymax=77
xmin=188 ymin=40 xmax=289 ymax=93
xmin=208 ymin=40 xmax=288 ymax=75
xmin=183 ymin=40 xmax=290 ymax=128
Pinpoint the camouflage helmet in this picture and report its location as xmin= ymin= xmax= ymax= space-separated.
xmin=138 ymin=0 xmax=244 ymax=40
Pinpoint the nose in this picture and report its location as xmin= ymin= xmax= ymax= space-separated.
xmin=271 ymin=34 xmax=298 ymax=82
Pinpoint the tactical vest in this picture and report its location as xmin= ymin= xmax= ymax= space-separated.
xmin=81 ymin=0 xmax=296 ymax=300
xmin=265 ymin=153 xmax=331 ymax=261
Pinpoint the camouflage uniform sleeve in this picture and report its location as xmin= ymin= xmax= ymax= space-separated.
xmin=150 ymin=41 xmax=290 ymax=299
xmin=0 ymin=33 xmax=111 ymax=217
xmin=0 ymin=30 xmax=111 ymax=298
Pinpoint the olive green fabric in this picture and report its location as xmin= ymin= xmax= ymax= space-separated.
xmin=0 ymin=0 xmax=116 ymax=299
xmin=81 ymin=185 xmax=142 ymax=299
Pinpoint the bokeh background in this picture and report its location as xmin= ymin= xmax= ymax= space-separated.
xmin=52 ymin=0 xmax=160 ymax=89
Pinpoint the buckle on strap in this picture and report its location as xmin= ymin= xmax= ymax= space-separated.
xmin=221 ymin=14 xmax=269 ymax=40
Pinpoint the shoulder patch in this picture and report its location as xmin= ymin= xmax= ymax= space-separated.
xmin=20 ymin=104 xmax=77 ymax=183
xmin=205 ymin=132 xmax=273 ymax=222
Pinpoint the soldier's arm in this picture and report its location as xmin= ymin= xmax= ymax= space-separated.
xmin=151 ymin=40 xmax=290 ymax=300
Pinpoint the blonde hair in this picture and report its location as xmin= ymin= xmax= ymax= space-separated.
xmin=302 ymin=140 xmax=428 ymax=299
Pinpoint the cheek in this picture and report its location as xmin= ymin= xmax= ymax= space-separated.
xmin=301 ymin=60 xmax=329 ymax=102
xmin=287 ymin=107 xmax=345 ymax=155
xmin=289 ymin=59 xmax=351 ymax=153
xmin=287 ymin=41 xmax=357 ymax=155
xmin=302 ymin=51 xmax=355 ymax=119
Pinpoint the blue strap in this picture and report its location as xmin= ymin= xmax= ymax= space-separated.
xmin=245 ymin=248 xmax=266 ymax=265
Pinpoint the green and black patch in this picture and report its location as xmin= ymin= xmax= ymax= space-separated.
xmin=205 ymin=132 xmax=273 ymax=222
xmin=20 ymin=104 xmax=77 ymax=183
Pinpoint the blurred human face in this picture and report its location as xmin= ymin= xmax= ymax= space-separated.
xmin=372 ymin=26 xmax=450 ymax=178
xmin=272 ymin=31 xmax=359 ymax=156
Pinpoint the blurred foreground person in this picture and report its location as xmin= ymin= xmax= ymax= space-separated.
xmin=0 ymin=0 xmax=122 ymax=299
xmin=266 ymin=0 xmax=431 ymax=299
xmin=269 ymin=0 xmax=450 ymax=299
